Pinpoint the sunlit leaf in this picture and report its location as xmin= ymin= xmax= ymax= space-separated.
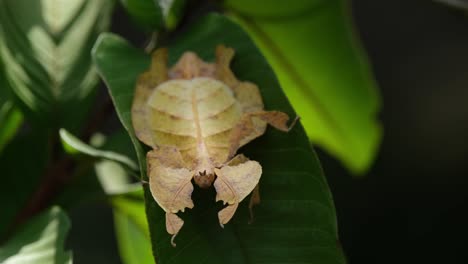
xmin=0 ymin=0 xmax=113 ymax=131
xmin=59 ymin=128 xmax=139 ymax=172
xmin=112 ymin=189 xmax=153 ymax=264
xmin=55 ymin=130 xmax=139 ymax=208
xmin=225 ymin=0 xmax=382 ymax=174
xmin=93 ymin=13 xmax=345 ymax=264
xmin=0 ymin=206 xmax=72 ymax=264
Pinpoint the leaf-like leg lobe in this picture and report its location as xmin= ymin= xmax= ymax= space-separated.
xmin=228 ymin=111 xmax=295 ymax=158
xmin=214 ymin=158 xmax=262 ymax=226
xmin=166 ymin=213 xmax=184 ymax=247
xmin=132 ymin=48 xmax=169 ymax=146
xmin=218 ymin=203 xmax=239 ymax=228
xmin=147 ymin=147 xmax=194 ymax=245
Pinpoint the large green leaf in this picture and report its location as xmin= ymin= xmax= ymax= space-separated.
xmin=93 ymin=13 xmax=344 ymax=264
xmin=0 ymin=206 xmax=72 ymax=264
xmin=0 ymin=0 xmax=113 ymax=131
xmin=225 ymin=0 xmax=381 ymax=174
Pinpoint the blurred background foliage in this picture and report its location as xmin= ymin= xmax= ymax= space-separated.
xmin=1 ymin=0 xmax=467 ymax=263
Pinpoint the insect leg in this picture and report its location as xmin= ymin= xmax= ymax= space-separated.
xmin=147 ymin=146 xmax=194 ymax=247
xmin=228 ymin=111 xmax=297 ymax=159
xmin=214 ymin=158 xmax=262 ymax=227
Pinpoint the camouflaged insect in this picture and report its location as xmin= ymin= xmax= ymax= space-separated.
xmin=132 ymin=45 xmax=296 ymax=246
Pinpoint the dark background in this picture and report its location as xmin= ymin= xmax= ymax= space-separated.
xmin=328 ymin=1 xmax=468 ymax=263
xmin=67 ymin=1 xmax=468 ymax=263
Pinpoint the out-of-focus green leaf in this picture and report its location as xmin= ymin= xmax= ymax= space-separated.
xmin=0 ymin=0 xmax=113 ymax=131
xmin=434 ymin=0 xmax=468 ymax=10
xmin=120 ymin=0 xmax=186 ymax=30
xmin=157 ymin=0 xmax=186 ymax=29
xmin=88 ymin=130 xmax=152 ymax=264
xmin=62 ymin=126 xmax=151 ymax=263
xmin=0 ymin=206 xmax=72 ymax=264
xmin=225 ymin=0 xmax=382 ymax=174
xmin=0 ymin=65 xmax=23 ymax=153
xmin=112 ymin=189 xmax=153 ymax=264
xmin=92 ymin=36 xmax=149 ymax=180
xmin=59 ymin=128 xmax=139 ymax=172
xmin=225 ymin=0 xmax=321 ymax=17
xmin=57 ymin=127 xmax=150 ymax=264
xmin=120 ymin=0 xmax=163 ymax=30
xmin=56 ymin=129 xmax=141 ymax=209
xmin=93 ymin=13 xmax=345 ymax=264
xmin=0 ymin=101 xmax=23 ymax=153
xmin=95 ymin=160 xmax=139 ymax=195
xmin=0 ymin=130 xmax=48 ymax=239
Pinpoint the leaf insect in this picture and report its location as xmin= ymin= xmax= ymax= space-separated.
xmin=132 ymin=45 xmax=297 ymax=246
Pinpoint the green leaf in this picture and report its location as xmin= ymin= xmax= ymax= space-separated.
xmin=112 ymin=189 xmax=153 ymax=264
xmin=55 ymin=130 xmax=140 ymax=209
xmin=0 ymin=64 xmax=23 ymax=153
xmin=0 ymin=0 xmax=113 ymax=131
xmin=89 ymin=130 xmax=142 ymax=195
xmin=59 ymin=128 xmax=139 ymax=172
xmin=0 ymin=206 xmax=72 ymax=264
xmin=0 ymin=101 xmax=23 ymax=153
xmin=157 ymin=0 xmax=186 ymax=29
xmin=92 ymin=34 xmax=149 ymax=179
xmin=0 ymin=130 xmax=48 ymax=239
xmin=120 ymin=0 xmax=186 ymax=30
xmin=120 ymin=0 xmax=164 ymax=30
xmin=225 ymin=0 xmax=382 ymax=174
xmin=80 ymin=129 xmax=152 ymax=263
xmin=93 ymin=13 xmax=345 ymax=264
xmin=56 ymin=128 xmax=141 ymax=210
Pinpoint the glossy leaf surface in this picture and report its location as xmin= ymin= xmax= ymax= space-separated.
xmin=226 ymin=0 xmax=381 ymax=174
